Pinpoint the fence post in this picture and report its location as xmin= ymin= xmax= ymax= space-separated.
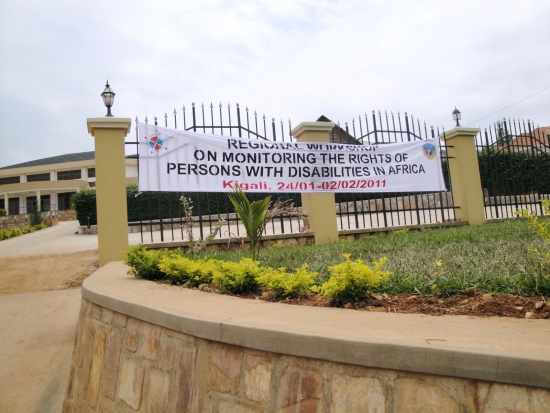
xmin=440 ymin=127 xmax=485 ymax=225
xmin=291 ymin=122 xmax=339 ymax=244
xmin=87 ymin=117 xmax=132 ymax=266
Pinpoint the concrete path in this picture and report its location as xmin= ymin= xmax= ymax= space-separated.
xmin=0 ymin=289 xmax=82 ymax=413
xmin=0 ymin=221 xmax=97 ymax=413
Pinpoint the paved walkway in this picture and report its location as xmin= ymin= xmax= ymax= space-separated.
xmin=0 ymin=289 xmax=82 ymax=413
xmin=0 ymin=221 xmax=96 ymax=413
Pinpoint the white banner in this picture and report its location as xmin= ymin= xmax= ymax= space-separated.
xmin=137 ymin=123 xmax=446 ymax=193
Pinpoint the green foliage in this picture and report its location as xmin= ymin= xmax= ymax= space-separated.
xmin=516 ymin=200 xmax=550 ymax=295
xmin=478 ymin=152 xmax=550 ymax=196
xmin=72 ymin=189 xmax=97 ymax=226
xmin=30 ymin=207 xmax=43 ymax=226
xmin=314 ymin=254 xmax=391 ymax=305
xmin=123 ymin=245 xmax=171 ymax=280
xmin=228 ymin=187 xmax=271 ymax=261
xmin=0 ymin=208 xmax=6 ymax=216
xmin=211 ymin=258 xmax=261 ymax=294
xmin=0 ymin=229 xmax=8 ymax=240
xmin=8 ymin=228 xmax=23 ymax=238
xmin=158 ymin=255 xmax=216 ymax=286
xmin=256 ymin=264 xmax=317 ymax=298
xmin=33 ymin=223 xmax=47 ymax=231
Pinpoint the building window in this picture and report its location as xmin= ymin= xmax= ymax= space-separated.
xmin=57 ymin=170 xmax=82 ymax=180
xmin=58 ymin=192 xmax=75 ymax=210
xmin=0 ymin=176 xmax=20 ymax=185
xmin=88 ymin=168 xmax=96 ymax=178
xmin=26 ymin=196 xmax=37 ymax=214
xmin=41 ymin=195 xmax=51 ymax=211
xmin=27 ymin=173 xmax=51 ymax=182
xmin=0 ymin=199 xmax=4 ymax=210
xmin=9 ymin=198 xmax=20 ymax=215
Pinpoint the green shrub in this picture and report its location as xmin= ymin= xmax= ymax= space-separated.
xmin=256 ymin=264 xmax=317 ymax=298
xmin=0 ymin=208 xmax=6 ymax=216
xmin=73 ymin=189 xmax=97 ymax=226
xmin=158 ymin=255 xmax=217 ymax=286
xmin=30 ymin=207 xmax=43 ymax=226
xmin=33 ymin=224 xmax=47 ymax=231
xmin=21 ymin=227 xmax=30 ymax=234
xmin=314 ymin=254 xmax=391 ymax=305
xmin=124 ymin=245 xmax=171 ymax=280
xmin=211 ymin=258 xmax=261 ymax=294
xmin=0 ymin=229 xmax=8 ymax=240
xmin=8 ymin=228 xmax=23 ymax=238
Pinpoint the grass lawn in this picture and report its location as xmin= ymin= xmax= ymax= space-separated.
xmin=197 ymin=218 xmax=550 ymax=297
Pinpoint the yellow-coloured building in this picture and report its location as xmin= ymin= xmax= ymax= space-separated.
xmin=0 ymin=152 xmax=137 ymax=215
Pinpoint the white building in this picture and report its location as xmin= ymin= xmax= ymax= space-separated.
xmin=0 ymin=152 xmax=138 ymax=215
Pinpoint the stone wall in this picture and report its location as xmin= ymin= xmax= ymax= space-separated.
xmin=64 ymin=298 xmax=550 ymax=413
xmin=0 ymin=209 xmax=75 ymax=230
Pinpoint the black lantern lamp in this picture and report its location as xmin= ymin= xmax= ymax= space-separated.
xmin=101 ymin=80 xmax=115 ymax=117
xmin=452 ymin=107 xmax=461 ymax=127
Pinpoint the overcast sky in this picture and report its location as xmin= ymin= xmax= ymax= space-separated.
xmin=1 ymin=0 xmax=549 ymax=167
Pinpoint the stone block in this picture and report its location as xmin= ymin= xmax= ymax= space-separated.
xmin=146 ymin=369 xmax=171 ymax=413
xmin=276 ymin=365 xmax=324 ymax=413
xmin=330 ymin=374 xmax=385 ymax=413
xmin=113 ymin=312 xmax=127 ymax=328
xmin=394 ymin=377 xmax=466 ymax=413
xmin=118 ymin=358 xmax=145 ymax=410
xmin=101 ymin=327 xmax=123 ymax=400
xmin=244 ymin=354 xmax=272 ymax=403
xmin=478 ymin=383 xmax=532 ymax=413
xmin=91 ymin=304 xmax=102 ymax=320
xmin=87 ymin=328 xmax=106 ymax=409
xmin=125 ymin=318 xmax=140 ymax=352
xmin=532 ymin=388 xmax=550 ymax=413
xmin=158 ymin=340 xmax=175 ymax=371
xmin=208 ymin=343 xmax=243 ymax=394
xmin=139 ymin=322 xmax=161 ymax=360
xmin=101 ymin=309 xmax=114 ymax=325
xmin=218 ymin=400 xmax=258 ymax=413
xmin=175 ymin=348 xmax=197 ymax=412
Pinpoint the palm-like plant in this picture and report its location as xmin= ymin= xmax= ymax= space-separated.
xmin=228 ymin=187 xmax=271 ymax=261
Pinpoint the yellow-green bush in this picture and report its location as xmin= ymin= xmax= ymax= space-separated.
xmin=314 ymin=254 xmax=391 ymax=305
xmin=124 ymin=245 xmax=173 ymax=280
xmin=256 ymin=264 xmax=317 ymax=298
xmin=211 ymin=258 xmax=261 ymax=294
xmin=158 ymin=255 xmax=217 ymax=286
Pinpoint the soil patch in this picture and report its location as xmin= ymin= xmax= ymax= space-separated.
xmin=0 ymin=250 xmax=99 ymax=295
xmin=185 ymin=285 xmax=550 ymax=319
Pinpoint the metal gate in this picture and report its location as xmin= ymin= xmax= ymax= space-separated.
xmin=475 ymin=119 xmax=550 ymax=219
xmin=126 ymin=105 xmax=457 ymax=243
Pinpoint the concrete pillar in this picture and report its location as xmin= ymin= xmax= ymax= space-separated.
xmin=3 ymin=193 xmax=8 ymax=215
xmin=36 ymin=190 xmax=41 ymax=211
xmin=87 ymin=117 xmax=132 ymax=266
xmin=291 ymin=122 xmax=339 ymax=244
xmin=440 ymin=127 xmax=485 ymax=225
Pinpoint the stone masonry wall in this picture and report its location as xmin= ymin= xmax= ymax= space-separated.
xmin=64 ymin=299 xmax=550 ymax=413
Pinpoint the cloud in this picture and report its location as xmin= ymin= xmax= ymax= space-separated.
xmin=0 ymin=0 xmax=549 ymax=166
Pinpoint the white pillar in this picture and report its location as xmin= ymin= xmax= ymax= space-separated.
xmin=36 ymin=190 xmax=41 ymax=211
xmin=3 ymin=193 xmax=8 ymax=215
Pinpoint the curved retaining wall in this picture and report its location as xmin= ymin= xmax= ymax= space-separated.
xmin=63 ymin=262 xmax=550 ymax=413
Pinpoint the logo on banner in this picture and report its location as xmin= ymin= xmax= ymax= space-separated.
xmin=146 ymin=134 xmax=167 ymax=153
xmin=422 ymin=142 xmax=437 ymax=160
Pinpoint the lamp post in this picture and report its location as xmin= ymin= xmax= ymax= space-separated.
xmin=452 ymin=107 xmax=461 ymax=127
xmin=101 ymin=80 xmax=115 ymax=117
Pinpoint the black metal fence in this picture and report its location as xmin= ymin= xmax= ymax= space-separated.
xmin=475 ymin=119 xmax=550 ymax=219
xmin=127 ymin=105 xmax=458 ymax=243
xmin=325 ymin=111 xmax=456 ymax=230
xmin=128 ymin=103 xmax=301 ymax=243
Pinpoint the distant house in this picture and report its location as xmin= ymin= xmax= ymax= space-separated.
xmin=495 ymin=126 xmax=550 ymax=154
xmin=317 ymin=116 xmax=363 ymax=145
xmin=0 ymin=152 xmax=138 ymax=215
xmin=508 ymin=126 xmax=550 ymax=154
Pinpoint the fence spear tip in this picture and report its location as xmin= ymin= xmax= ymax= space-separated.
xmin=173 ymin=109 xmax=177 ymax=115
xmin=236 ymin=103 xmax=240 ymax=108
